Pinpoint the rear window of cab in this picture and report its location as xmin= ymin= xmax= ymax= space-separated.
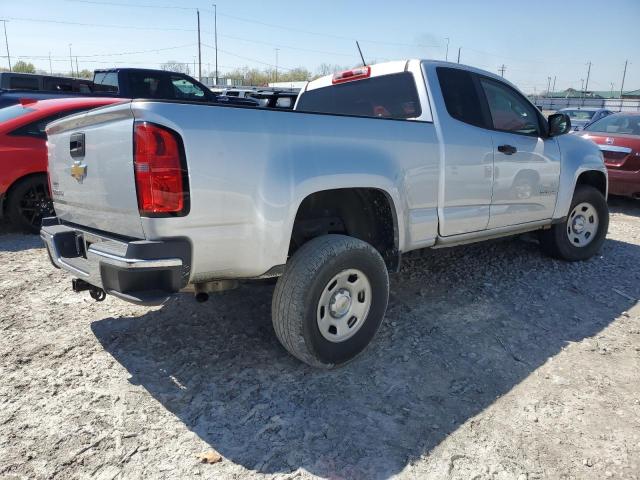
xmin=296 ymin=72 xmax=421 ymax=120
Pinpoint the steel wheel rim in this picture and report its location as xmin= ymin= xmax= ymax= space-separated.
xmin=316 ymin=268 xmax=372 ymax=343
xmin=18 ymin=183 xmax=53 ymax=227
xmin=567 ymin=202 xmax=599 ymax=247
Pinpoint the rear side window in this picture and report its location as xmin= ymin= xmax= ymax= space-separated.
xmin=42 ymin=77 xmax=74 ymax=92
xmin=437 ymin=67 xmax=486 ymax=127
xmin=9 ymin=76 xmax=40 ymax=90
xmin=296 ymin=72 xmax=421 ymax=120
xmin=9 ymin=108 xmax=92 ymax=139
xmin=0 ymin=104 xmax=35 ymax=122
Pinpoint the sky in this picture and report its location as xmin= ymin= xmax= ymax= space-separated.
xmin=1 ymin=0 xmax=639 ymax=94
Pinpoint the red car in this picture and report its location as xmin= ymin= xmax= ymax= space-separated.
xmin=0 ymin=97 xmax=122 ymax=232
xmin=579 ymin=113 xmax=640 ymax=199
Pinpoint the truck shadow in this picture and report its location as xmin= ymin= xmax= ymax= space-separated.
xmin=0 ymin=222 xmax=43 ymax=252
xmin=91 ymin=236 xmax=639 ymax=479
xmin=609 ymin=195 xmax=640 ymax=217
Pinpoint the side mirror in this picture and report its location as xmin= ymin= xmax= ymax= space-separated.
xmin=548 ymin=113 xmax=571 ymax=137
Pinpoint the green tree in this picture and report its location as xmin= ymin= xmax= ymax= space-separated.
xmin=13 ymin=61 xmax=36 ymax=74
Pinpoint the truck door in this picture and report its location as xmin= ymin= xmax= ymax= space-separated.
xmin=433 ymin=67 xmax=494 ymax=236
xmin=477 ymin=77 xmax=560 ymax=228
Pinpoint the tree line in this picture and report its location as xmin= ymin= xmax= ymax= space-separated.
xmin=2 ymin=60 xmax=358 ymax=85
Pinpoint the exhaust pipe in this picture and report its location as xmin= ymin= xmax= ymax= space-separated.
xmin=192 ymin=280 xmax=239 ymax=302
xmin=71 ymin=278 xmax=106 ymax=302
xmin=195 ymin=292 xmax=209 ymax=303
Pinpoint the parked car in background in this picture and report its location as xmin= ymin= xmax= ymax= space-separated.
xmin=247 ymin=89 xmax=299 ymax=109
xmin=0 ymin=73 xmax=101 ymax=109
xmin=558 ymin=107 xmax=613 ymax=131
xmin=1 ymin=69 xmax=258 ymax=109
xmin=41 ymin=60 xmax=608 ymax=368
xmin=580 ymin=113 xmax=640 ymax=198
xmin=0 ymin=97 xmax=122 ymax=232
xmin=0 ymin=72 xmax=95 ymax=92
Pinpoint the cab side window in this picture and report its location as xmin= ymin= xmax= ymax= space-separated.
xmin=479 ymin=78 xmax=540 ymax=136
xmin=437 ymin=67 xmax=487 ymax=128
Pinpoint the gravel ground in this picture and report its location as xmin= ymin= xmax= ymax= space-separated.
xmin=1 ymin=198 xmax=639 ymax=480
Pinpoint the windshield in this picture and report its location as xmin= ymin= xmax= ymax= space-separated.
xmin=562 ymin=110 xmax=596 ymax=120
xmin=0 ymin=104 xmax=35 ymax=123
xmin=584 ymin=114 xmax=640 ymax=135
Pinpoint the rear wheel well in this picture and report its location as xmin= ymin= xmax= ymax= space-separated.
xmin=290 ymin=188 xmax=399 ymax=271
xmin=576 ymin=170 xmax=606 ymax=197
xmin=2 ymin=172 xmax=48 ymax=213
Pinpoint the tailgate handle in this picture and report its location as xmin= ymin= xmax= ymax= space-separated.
xmin=70 ymin=132 xmax=85 ymax=158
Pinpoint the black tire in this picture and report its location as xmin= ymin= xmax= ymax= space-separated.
xmin=6 ymin=175 xmax=54 ymax=234
xmin=540 ymin=185 xmax=609 ymax=261
xmin=272 ymin=234 xmax=389 ymax=368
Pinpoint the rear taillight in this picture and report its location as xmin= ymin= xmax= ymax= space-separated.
xmin=332 ymin=66 xmax=371 ymax=84
xmin=133 ymin=121 xmax=188 ymax=216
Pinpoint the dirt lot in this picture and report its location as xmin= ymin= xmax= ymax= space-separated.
xmin=1 ymin=199 xmax=639 ymax=480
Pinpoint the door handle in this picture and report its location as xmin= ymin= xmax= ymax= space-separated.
xmin=498 ymin=144 xmax=517 ymax=155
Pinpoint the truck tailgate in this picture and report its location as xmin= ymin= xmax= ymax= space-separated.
xmin=46 ymin=101 xmax=145 ymax=238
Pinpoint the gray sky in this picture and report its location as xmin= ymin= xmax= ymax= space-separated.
xmin=2 ymin=0 xmax=639 ymax=94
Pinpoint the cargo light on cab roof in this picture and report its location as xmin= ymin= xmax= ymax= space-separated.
xmin=332 ymin=66 xmax=371 ymax=84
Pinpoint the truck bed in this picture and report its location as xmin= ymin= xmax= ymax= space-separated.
xmin=46 ymin=99 xmax=440 ymax=281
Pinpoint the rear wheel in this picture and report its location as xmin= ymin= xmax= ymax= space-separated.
xmin=6 ymin=175 xmax=54 ymax=234
xmin=272 ymin=234 xmax=389 ymax=368
xmin=540 ymin=185 xmax=608 ymax=261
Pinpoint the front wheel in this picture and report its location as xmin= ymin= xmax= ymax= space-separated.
xmin=540 ymin=185 xmax=609 ymax=261
xmin=272 ymin=235 xmax=389 ymax=368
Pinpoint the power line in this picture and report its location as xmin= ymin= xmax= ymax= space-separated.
xmin=202 ymin=42 xmax=295 ymax=71
xmin=5 ymin=16 xmax=194 ymax=32
xmin=65 ymin=1 xmax=442 ymax=50
xmin=18 ymin=43 xmax=196 ymax=60
xmin=5 ymin=15 xmax=355 ymax=59
xmin=66 ymin=0 xmax=197 ymax=10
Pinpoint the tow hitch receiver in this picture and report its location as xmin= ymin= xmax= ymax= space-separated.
xmin=72 ymin=278 xmax=107 ymax=302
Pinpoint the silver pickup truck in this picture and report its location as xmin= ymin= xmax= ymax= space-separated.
xmin=42 ymin=60 xmax=609 ymax=368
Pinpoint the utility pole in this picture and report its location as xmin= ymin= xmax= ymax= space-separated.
xmin=498 ymin=64 xmax=506 ymax=77
xmin=457 ymin=47 xmax=461 ymax=64
xmin=584 ymin=61 xmax=592 ymax=94
xmin=552 ymin=75 xmax=556 ymax=94
xmin=445 ymin=37 xmax=449 ymax=62
xmin=620 ymin=60 xmax=628 ymax=97
xmin=546 ymin=76 xmax=551 ymax=97
xmin=213 ymin=3 xmax=218 ymax=85
xmin=620 ymin=59 xmax=628 ymax=111
xmin=48 ymin=51 xmax=52 ymax=74
xmin=275 ymin=48 xmax=279 ymax=83
xmin=610 ymin=82 xmax=614 ymax=97
xmin=197 ymin=9 xmax=202 ymax=81
xmin=69 ymin=44 xmax=73 ymax=77
xmin=1 ymin=20 xmax=11 ymax=71
xmin=75 ymin=57 xmax=79 ymax=77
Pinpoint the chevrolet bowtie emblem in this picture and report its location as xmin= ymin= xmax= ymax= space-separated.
xmin=70 ymin=162 xmax=87 ymax=182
